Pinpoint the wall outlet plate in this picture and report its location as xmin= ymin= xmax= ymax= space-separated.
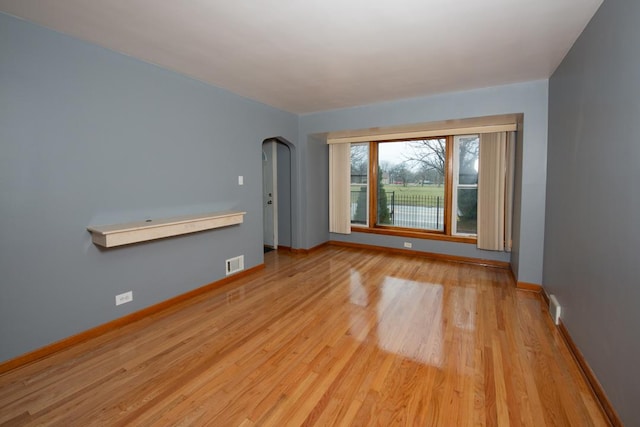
xmin=549 ymin=294 xmax=562 ymax=325
xmin=115 ymin=291 xmax=133 ymax=306
xmin=403 ymin=242 xmax=412 ymax=248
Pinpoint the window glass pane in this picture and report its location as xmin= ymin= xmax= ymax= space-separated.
xmin=455 ymin=135 xmax=479 ymax=235
xmin=456 ymin=188 xmax=477 ymax=234
xmin=377 ymin=140 xmax=445 ymax=231
xmin=457 ymin=136 xmax=479 ymax=185
xmin=350 ymin=144 xmax=368 ymax=225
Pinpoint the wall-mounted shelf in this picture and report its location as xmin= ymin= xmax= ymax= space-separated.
xmin=87 ymin=210 xmax=245 ymax=248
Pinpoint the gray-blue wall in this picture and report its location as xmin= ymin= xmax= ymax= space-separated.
xmin=298 ymin=81 xmax=549 ymax=283
xmin=545 ymin=1 xmax=640 ymax=423
xmin=0 ymin=13 xmax=297 ymax=362
xmin=0 ymin=10 xmax=553 ymax=366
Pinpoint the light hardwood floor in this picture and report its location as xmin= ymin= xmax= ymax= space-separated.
xmin=0 ymin=246 xmax=608 ymax=426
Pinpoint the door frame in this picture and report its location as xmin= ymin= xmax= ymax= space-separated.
xmin=262 ymin=140 xmax=278 ymax=249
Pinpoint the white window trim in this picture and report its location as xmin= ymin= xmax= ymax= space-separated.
xmin=452 ymin=135 xmax=479 ymax=237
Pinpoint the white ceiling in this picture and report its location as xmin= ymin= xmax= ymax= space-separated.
xmin=0 ymin=0 xmax=602 ymax=114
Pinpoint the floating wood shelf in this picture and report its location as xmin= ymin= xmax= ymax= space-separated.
xmin=87 ymin=211 xmax=245 ymax=248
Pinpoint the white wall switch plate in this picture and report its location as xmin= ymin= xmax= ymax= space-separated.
xmin=238 ymin=175 xmax=244 ymax=185
xmin=404 ymin=242 xmax=412 ymax=248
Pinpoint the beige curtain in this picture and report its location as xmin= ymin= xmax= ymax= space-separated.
xmin=504 ymin=132 xmax=516 ymax=252
xmin=329 ymin=143 xmax=352 ymax=234
xmin=477 ymin=132 xmax=512 ymax=251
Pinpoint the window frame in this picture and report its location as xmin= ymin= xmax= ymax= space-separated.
xmin=350 ymin=142 xmax=370 ymax=228
xmin=351 ymin=136 xmax=478 ymax=244
xmin=451 ymin=135 xmax=479 ymax=237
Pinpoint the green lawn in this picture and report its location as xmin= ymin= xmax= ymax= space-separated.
xmin=350 ymin=184 xmax=445 ymax=207
xmin=380 ymin=184 xmax=445 ymax=198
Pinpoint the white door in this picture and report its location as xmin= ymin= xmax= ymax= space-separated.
xmin=262 ymin=141 xmax=278 ymax=248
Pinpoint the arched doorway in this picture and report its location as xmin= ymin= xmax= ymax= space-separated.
xmin=262 ymin=138 xmax=294 ymax=251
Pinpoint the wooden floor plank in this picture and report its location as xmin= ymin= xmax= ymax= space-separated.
xmin=0 ymin=246 xmax=609 ymax=426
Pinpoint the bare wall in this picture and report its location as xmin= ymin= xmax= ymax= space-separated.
xmin=0 ymin=13 xmax=298 ymax=362
xmin=545 ymin=0 xmax=640 ymax=423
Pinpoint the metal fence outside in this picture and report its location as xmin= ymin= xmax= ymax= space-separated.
xmin=351 ymin=190 xmax=445 ymax=230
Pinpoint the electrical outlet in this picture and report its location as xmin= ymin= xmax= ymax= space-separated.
xmin=549 ymin=294 xmax=562 ymax=325
xmin=238 ymin=175 xmax=244 ymax=185
xmin=403 ymin=242 xmax=412 ymax=248
xmin=115 ymin=291 xmax=133 ymax=306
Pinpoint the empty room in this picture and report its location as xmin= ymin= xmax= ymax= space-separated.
xmin=0 ymin=0 xmax=637 ymax=425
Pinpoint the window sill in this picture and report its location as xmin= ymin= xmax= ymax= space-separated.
xmin=350 ymin=226 xmax=477 ymax=244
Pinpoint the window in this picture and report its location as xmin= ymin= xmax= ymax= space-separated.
xmin=349 ymin=135 xmax=479 ymax=241
xmin=452 ymin=135 xmax=479 ymax=235
xmin=350 ymin=143 xmax=369 ymax=225
xmin=378 ymin=139 xmax=446 ymax=231
xmin=331 ymin=116 xmax=518 ymax=249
